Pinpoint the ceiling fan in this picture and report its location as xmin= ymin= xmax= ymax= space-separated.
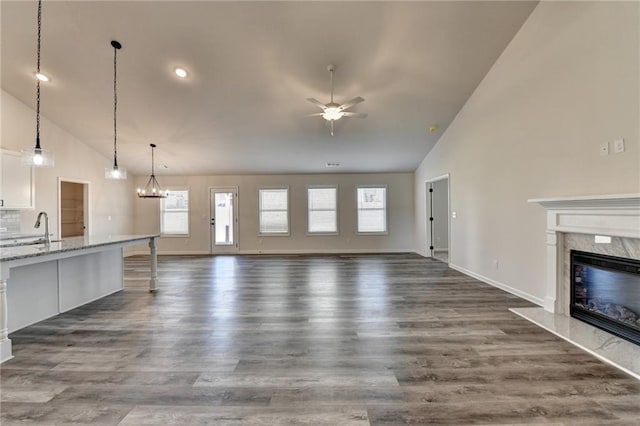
xmin=306 ymin=65 xmax=367 ymax=136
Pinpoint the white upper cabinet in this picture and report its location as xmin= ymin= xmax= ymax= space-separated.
xmin=0 ymin=150 xmax=35 ymax=210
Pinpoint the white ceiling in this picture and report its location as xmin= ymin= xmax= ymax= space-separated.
xmin=2 ymin=1 xmax=537 ymax=175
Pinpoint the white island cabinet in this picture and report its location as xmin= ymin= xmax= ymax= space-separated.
xmin=0 ymin=234 xmax=159 ymax=362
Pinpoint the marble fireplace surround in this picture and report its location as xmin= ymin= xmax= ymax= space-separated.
xmin=512 ymin=194 xmax=640 ymax=380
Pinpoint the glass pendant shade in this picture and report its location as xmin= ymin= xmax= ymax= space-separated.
xmin=22 ymin=145 xmax=54 ymax=167
xmin=105 ymin=162 xmax=127 ymax=180
xmin=137 ymin=144 xmax=168 ymax=198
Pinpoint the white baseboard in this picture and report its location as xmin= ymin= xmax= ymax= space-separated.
xmin=449 ymin=263 xmax=544 ymax=307
xmin=125 ymin=248 xmax=414 ymax=256
xmin=124 ymin=250 xmax=211 ymax=257
xmin=238 ymin=248 xmax=414 ymax=255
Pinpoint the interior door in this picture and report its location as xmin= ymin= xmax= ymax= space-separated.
xmin=210 ymin=187 xmax=238 ymax=253
xmin=428 ymin=177 xmax=449 ymax=264
xmin=60 ymin=181 xmax=87 ymax=238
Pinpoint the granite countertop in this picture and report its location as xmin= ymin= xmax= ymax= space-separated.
xmin=0 ymin=234 xmax=159 ymax=262
xmin=0 ymin=233 xmax=42 ymax=242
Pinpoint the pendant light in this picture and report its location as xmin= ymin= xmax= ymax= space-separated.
xmin=137 ymin=144 xmax=168 ymax=198
xmin=22 ymin=0 xmax=54 ymax=167
xmin=105 ymin=40 xmax=127 ymax=179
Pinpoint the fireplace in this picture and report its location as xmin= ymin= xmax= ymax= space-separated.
xmin=570 ymin=250 xmax=640 ymax=346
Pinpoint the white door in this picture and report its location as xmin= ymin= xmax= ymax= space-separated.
xmin=210 ymin=187 xmax=238 ymax=253
xmin=427 ymin=176 xmax=450 ymax=264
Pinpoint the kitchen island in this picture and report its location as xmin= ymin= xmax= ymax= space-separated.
xmin=0 ymin=234 xmax=159 ymax=362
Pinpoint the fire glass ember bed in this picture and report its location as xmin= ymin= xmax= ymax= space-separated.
xmin=571 ymin=250 xmax=640 ymax=346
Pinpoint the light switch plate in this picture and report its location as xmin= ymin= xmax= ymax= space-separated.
xmin=600 ymin=143 xmax=609 ymax=156
xmin=613 ymin=138 xmax=625 ymax=154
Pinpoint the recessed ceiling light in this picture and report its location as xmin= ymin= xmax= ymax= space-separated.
xmin=174 ymin=67 xmax=188 ymax=78
xmin=326 ymin=162 xmax=340 ymax=168
xmin=35 ymin=72 xmax=49 ymax=82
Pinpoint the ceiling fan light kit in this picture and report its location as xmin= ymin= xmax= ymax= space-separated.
xmin=306 ymin=64 xmax=367 ymax=136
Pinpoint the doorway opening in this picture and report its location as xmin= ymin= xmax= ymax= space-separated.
xmin=210 ymin=187 xmax=239 ymax=253
xmin=426 ymin=175 xmax=450 ymax=264
xmin=59 ymin=179 xmax=89 ymax=238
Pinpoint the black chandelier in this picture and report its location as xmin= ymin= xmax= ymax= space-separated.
xmin=137 ymin=144 xmax=168 ymax=198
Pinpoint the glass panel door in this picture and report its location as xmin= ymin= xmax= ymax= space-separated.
xmin=210 ymin=187 xmax=238 ymax=253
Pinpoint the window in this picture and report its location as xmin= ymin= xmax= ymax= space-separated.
xmin=308 ymin=186 xmax=337 ymax=234
xmin=259 ymin=188 xmax=289 ymax=235
xmin=160 ymin=190 xmax=189 ymax=235
xmin=357 ymin=186 xmax=387 ymax=233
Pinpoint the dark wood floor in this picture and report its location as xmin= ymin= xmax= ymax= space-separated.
xmin=1 ymin=254 xmax=639 ymax=425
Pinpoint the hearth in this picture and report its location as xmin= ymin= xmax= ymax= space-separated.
xmin=571 ymin=250 xmax=640 ymax=346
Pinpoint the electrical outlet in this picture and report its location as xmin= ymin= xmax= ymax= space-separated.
xmin=600 ymin=143 xmax=609 ymax=156
xmin=451 ymin=211 xmax=457 ymax=219
xmin=613 ymin=138 xmax=625 ymax=154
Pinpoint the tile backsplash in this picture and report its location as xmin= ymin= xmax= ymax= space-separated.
xmin=0 ymin=210 xmax=21 ymax=233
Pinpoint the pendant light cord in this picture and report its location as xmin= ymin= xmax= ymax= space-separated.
xmin=113 ymin=43 xmax=118 ymax=167
xmin=35 ymin=0 xmax=42 ymax=149
xmin=151 ymin=145 xmax=155 ymax=176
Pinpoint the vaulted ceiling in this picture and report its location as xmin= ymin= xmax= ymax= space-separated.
xmin=2 ymin=1 xmax=537 ymax=175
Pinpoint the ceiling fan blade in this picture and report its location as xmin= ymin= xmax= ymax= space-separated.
xmin=338 ymin=96 xmax=364 ymax=111
xmin=305 ymin=112 xmax=325 ymax=117
xmin=342 ymin=112 xmax=368 ymax=119
xmin=306 ymin=98 xmax=327 ymax=110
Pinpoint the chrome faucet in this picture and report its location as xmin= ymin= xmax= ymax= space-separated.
xmin=34 ymin=211 xmax=51 ymax=244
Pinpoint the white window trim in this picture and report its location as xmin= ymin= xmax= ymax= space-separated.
xmin=306 ymin=185 xmax=339 ymax=236
xmin=160 ymin=188 xmax=190 ymax=237
xmin=258 ymin=186 xmax=290 ymax=236
xmin=356 ymin=185 xmax=388 ymax=235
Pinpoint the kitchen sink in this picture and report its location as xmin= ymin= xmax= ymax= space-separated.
xmin=0 ymin=239 xmax=62 ymax=248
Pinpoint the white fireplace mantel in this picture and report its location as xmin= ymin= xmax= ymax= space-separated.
xmin=529 ymin=193 xmax=640 ymax=312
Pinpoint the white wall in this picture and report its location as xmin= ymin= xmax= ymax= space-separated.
xmin=414 ymin=1 xmax=640 ymax=304
xmin=133 ymin=173 xmax=414 ymax=254
xmin=1 ymin=91 xmax=135 ymax=238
